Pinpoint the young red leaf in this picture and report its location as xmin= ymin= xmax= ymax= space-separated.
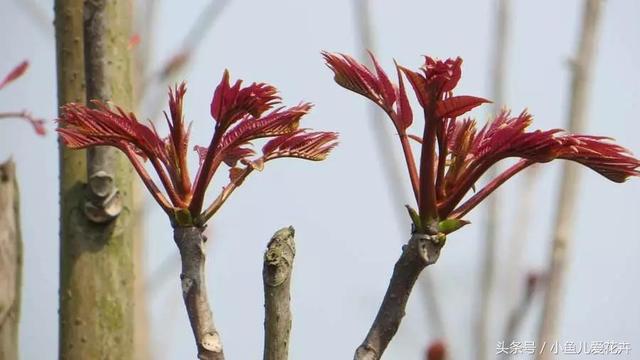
xmin=394 ymin=63 xmax=413 ymax=130
xmin=322 ymin=51 xmax=381 ymax=104
xmin=0 ymin=61 xmax=28 ymax=91
xmin=217 ymin=103 xmax=312 ymax=153
xmin=423 ymin=56 xmax=463 ymax=93
xmin=58 ymin=102 xmax=167 ymax=162
xmin=165 ymin=83 xmax=192 ymax=195
xmin=556 ymin=135 xmax=640 ymax=182
xmin=435 ymin=95 xmax=491 ymax=118
xmin=262 ymin=130 xmax=338 ymax=162
xmin=369 ymin=51 xmax=397 ymax=109
xmin=222 ymin=145 xmax=255 ymax=167
xmin=398 ymin=65 xmax=429 ymax=108
xmin=210 ymin=69 xmax=280 ymax=129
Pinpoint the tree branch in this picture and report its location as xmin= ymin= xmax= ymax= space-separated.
xmin=263 ymin=226 xmax=296 ymax=360
xmin=173 ymin=226 xmax=224 ymax=360
xmin=354 ymin=233 xmax=444 ymax=360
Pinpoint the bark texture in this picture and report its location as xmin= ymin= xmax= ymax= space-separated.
xmin=354 ymin=233 xmax=443 ymax=360
xmin=56 ymin=0 xmax=136 ymax=358
xmin=0 ymin=160 xmax=22 ymax=360
xmin=263 ymin=227 xmax=296 ymax=360
xmin=83 ymin=0 xmax=124 ymax=223
xmin=174 ymin=226 xmax=224 ymax=360
xmin=536 ymin=1 xmax=603 ymax=359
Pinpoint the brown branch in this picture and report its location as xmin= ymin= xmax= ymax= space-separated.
xmin=262 ymin=227 xmax=296 ymax=360
xmin=0 ymin=160 xmax=22 ymax=360
xmin=354 ymin=233 xmax=444 ymax=360
xmin=174 ymin=226 xmax=224 ymax=360
xmin=536 ymin=1 xmax=604 ymax=358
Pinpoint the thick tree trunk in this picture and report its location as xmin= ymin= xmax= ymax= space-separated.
xmin=173 ymin=226 xmax=225 ymax=360
xmin=0 ymin=160 xmax=22 ymax=360
xmin=263 ymin=227 xmax=296 ymax=360
xmin=56 ymin=0 xmax=136 ymax=358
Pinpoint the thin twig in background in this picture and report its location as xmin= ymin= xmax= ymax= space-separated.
xmin=500 ymin=273 xmax=543 ymax=359
xmin=263 ymin=227 xmax=296 ymax=360
xmin=536 ymin=1 xmax=604 ymax=358
xmin=0 ymin=111 xmax=46 ymax=135
xmin=352 ymin=0 xmax=447 ymax=345
xmin=141 ymin=0 xmax=231 ymax=118
xmin=476 ymin=1 xmax=510 ymax=359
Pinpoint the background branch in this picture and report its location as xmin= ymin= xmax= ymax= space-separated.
xmin=500 ymin=273 xmax=543 ymax=359
xmin=536 ymin=1 xmax=604 ymax=358
xmin=476 ymin=1 xmax=510 ymax=359
xmin=263 ymin=227 xmax=296 ymax=360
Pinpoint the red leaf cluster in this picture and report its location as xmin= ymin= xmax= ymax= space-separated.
xmin=58 ymin=73 xmax=337 ymax=225
xmin=324 ymin=51 xmax=639 ymax=233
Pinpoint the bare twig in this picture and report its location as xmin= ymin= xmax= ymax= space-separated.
xmin=352 ymin=0 xmax=447 ymax=343
xmin=141 ymin=0 xmax=230 ymax=108
xmin=0 ymin=160 xmax=22 ymax=360
xmin=354 ymin=233 xmax=444 ymax=360
xmin=263 ymin=227 xmax=296 ymax=360
xmin=174 ymin=226 xmax=224 ymax=360
xmin=0 ymin=111 xmax=46 ymax=135
xmin=476 ymin=1 xmax=511 ymax=359
xmin=536 ymin=1 xmax=604 ymax=358
xmin=501 ymin=273 xmax=543 ymax=359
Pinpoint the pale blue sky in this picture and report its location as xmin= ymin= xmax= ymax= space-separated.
xmin=0 ymin=0 xmax=638 ymax=359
